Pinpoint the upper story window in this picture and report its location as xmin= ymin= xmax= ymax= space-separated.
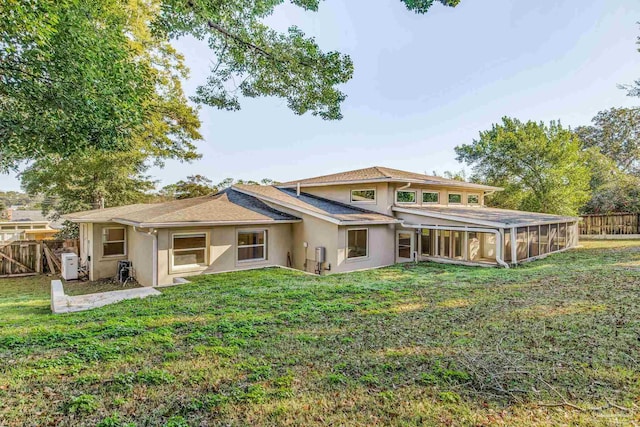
xmin=172 ymin=232 xmax=208 ymax=269
xmin=422 ymin=191 xmax=439 ymax=204
xmin=351 ymin=189 xmax=376 ymax=203
xmin=238 ymin=230 xmax=267 ymax=262
xmin=396 ymin=190 xmax=417 ymax=204
xmin=467 ymin=194 xmax=480 ymax=205
xmin=448 ymin=193 xmax=462 ymax=204
xmin=103 ymin=227 xmax=126 ymax=257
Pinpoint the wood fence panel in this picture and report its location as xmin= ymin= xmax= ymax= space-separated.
xmin=0 ymin=239 xmax=79 ymax=277
xmin=579 ymin=213 xmax=640 ymax=235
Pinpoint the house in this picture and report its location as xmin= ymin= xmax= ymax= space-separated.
xmin=64 ymin=166 xmax=580 ymax=287
xmin=0 ymin=209 xmax=61 ymax=242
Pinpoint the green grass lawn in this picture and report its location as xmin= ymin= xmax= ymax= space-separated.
xmin=1 ymin=241 xmax=639 ymax=426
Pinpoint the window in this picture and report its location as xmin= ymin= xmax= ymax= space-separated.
xmin=422 ymin=192 xmax=439 ymax=203
xmin=347 ymin=228 xmax=368 ymax=259
xmin=467 ymin=194 xmax=479 ymax=205
xmin=173 ymin=233 xmax=207 ymax=268
xmin=396 ymin=190 xmax=417 ymax=203
xmin=421 ymin=229 xmax=432 ymax=256
xmin=351 ymin=189 xmax=376 ymax=203
xmin=237 ymin=230 xmax=267 ymax=262
xmin=103 ymin=227 xmax=126 ymax=257
xmin=448 ymin=193 xmax=462 ymax=204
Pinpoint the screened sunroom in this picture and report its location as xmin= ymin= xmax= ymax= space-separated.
xmin=393 ymin=205 xmax=579 ymax=267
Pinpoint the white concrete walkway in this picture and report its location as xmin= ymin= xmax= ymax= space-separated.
xmin=51 ymin=280 xmax=161 ymax=314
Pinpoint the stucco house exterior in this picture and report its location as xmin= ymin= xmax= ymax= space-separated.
xmin=65 ymin=166 xmax=580 ymax=287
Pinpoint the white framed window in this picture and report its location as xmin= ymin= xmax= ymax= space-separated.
xmin=102 ymin=227 xmax=126 ymax=257
xmin=351 ymin=189 xmax=376 ymax=203
xmin=172 ymin=232 xmax=208 ymax=270
xmin=448 ymin=193 xmax=462 ymax=204
xmin=347 ymin=228 xmax=368 ymax=259
xmin=467 ymin=194 xmax=480 ymax=205
xmin=396 ymin=190 xmax=417 ymax=204
xmin=422 ymin=191 xmax=439 ymax=204
xmin=237 ymin=230 xmax=267 ymax=262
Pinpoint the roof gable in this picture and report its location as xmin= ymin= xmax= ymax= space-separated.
xmin=279 ymin=166 xmax=502 ymax=191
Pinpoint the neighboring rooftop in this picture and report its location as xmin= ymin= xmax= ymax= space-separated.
xmin=393 ymin=205 xmax=578 ymax=228
xmin=233 ymin=185 xmax=399 ymax=225
xmin=1 ymin=209 xmax=62 ymax=228
xmin=279 ymin=166 xmax=502 ymax=191
xmin=64 ymin=189 xmax=301 ymax=227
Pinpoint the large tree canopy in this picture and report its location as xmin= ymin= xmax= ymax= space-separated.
xmin=455 ymin=117 xmax=591 ymax=216
xmin=1 ymin=0 xmax=460 ymax=171
xmin=574 ymin=107 xmax=640 ymax=175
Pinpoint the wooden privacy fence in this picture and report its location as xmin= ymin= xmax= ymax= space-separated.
xmin=0 ymin=239 xmax=79 ymax=277
xmin=579 ymin=213 xmax=640 ymax=236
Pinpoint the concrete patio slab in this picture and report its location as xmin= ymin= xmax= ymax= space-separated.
xmin=51 ymin=280 xmax=161 ymax=314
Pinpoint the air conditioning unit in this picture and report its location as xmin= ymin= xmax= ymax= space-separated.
xmin=117 ymin=260 xmax=133 ymax=284
xmin=61 ymin=253 xmax=78 ymax=281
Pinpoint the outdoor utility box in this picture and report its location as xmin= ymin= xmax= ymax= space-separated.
xmin=61 ymin=253 xmax=78 ymax=281
xmin=315 ymin=247 xmax=326 ymax=263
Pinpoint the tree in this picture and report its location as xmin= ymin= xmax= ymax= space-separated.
xmin=164 ymin=175 xmax=216 ymax=199
xmin=455 ymin=117 xmax=591 ymax=216
xmin=0 ymin=0 xmax=155 ymax=171
xmin=18 ymin=0 xmax=202 ymax=213
xmin=574 ymin=107 xmax=640 ymax=175
xmin=2 ymin=0 xmax=459 ymax=169
xmin=20 ymin=150 xmax=157 ymax=214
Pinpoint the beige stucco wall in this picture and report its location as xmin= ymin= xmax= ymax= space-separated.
xmin=89 ymin=223 xmax=130 ymax=282
xmin=156 ymin=223 xmax=293 ymax=286
xmin=335 ymin=224 xmax=395 ymax=273
xmin=298 ymin=182 xmax=486 ymax=214
xmin=127 ymin=228 xmax=154 ymax=287
xmin=301 ymin=182 xmax=393 ymax=215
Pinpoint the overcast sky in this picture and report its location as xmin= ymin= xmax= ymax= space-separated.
xmin=2 ymin=0 xmax=639 ymax=191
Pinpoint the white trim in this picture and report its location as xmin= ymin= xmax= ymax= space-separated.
xmin=346 ymin=228 xmax=369 ymax=260
xmin=113 ymin=218 xmax=301 ymax=227
xmin=277 ymin=178 xmax=503 ymax=191
xmin=422 ymin=191 xmax=440 ymax=204
xmin=170 ymin=231 xmax=210 ymax=274
xmin=101 ymin=226 xmax=126 ymax=258
xmin=237 ymin=229 xmax=268 ymax=263
xmin=467 ymin=194 xmax=480 ymax=205
xmin=395 ymin=190 xmax=418 ymax=204
xmin=392 ymin=206 xmax=505 ymax=228
xmin=448 ymin=193 xmax=463 ymax=205
xmin=350 ymin=188 xmax=377 ymax=204
xmin=396 ymin=229 xmax=415 ymax=262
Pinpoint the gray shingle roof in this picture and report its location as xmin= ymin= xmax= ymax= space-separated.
xmin=233 ymin=185 xmax=399 ymax=224
xmin=280 ymin=166 xmax=502 ymax=191
xmin=394 ymin=205 xmax=578 ymax=227
xmin=64 ymin=189 xmax=300 ymax=226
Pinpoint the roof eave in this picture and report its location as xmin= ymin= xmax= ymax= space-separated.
xmin=279 ymin=178 xmax=502 ymax=192
xmin=111 ymin=218 xmax=302 ymax=228
xmin=392 ymin=206 xmax=507 ymax=228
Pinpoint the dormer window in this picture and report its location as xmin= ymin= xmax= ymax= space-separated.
xmin=423 ymin=191 xmax=439 ymax=204
xmin=396 ymin=190 xmax=417 ymax=204
xmin=351 ymin=189 xmax=376 ymax=203
xmin=448 ymin=193 xmax=462 ymax=204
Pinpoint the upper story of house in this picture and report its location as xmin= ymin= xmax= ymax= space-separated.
xmin=278 ymin=166 xmax=502 ymax=216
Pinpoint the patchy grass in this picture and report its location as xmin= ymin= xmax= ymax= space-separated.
xmin=0 ymin=241 xmax=639 ymax=426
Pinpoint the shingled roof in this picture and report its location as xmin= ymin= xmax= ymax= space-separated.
xmin=64 ymin=189 xmax=301 ymax=227
xmin=393 ymin=205 xmax=578 ymax=228
xmin=233 ymin=185 xmax=399 ymax=225
xmin=279 ymin=166 xmax=502 ymax=191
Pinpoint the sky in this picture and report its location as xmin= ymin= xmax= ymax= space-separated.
xmin=1 ymin=0 xmax=639 ymax=191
